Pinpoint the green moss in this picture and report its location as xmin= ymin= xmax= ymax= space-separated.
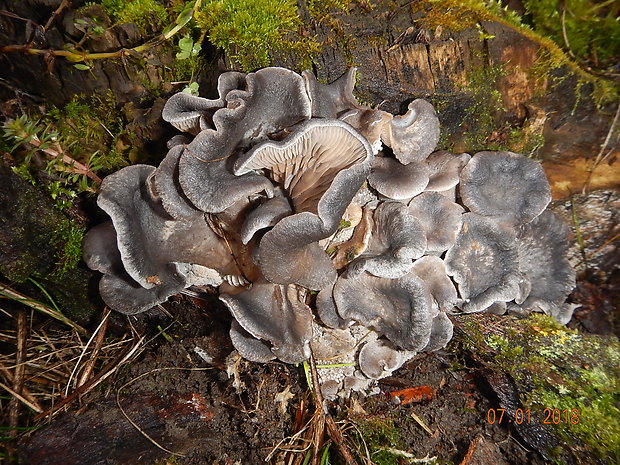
xmin=50 ymin=220 xmax=85 ymax=278
xmin=195 ymin=0 xmax=319 ymax=71
xmin=457 ymin=313 xmax=620 ymax=463
xmin=101 ymin=0 xmax=169 ymax=34
xmin=353 ymin=417 xmax=403 ymax=465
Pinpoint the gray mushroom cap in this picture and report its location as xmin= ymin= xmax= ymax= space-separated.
xmin=425 ymin=151 xmax=471 ymax=192
xmin=302 ymin=67 xmax=358 ymax=119
xmin=408 ymin=192 xmax=464 ymax=255
xmin=368 ymin=157 xmax=430 ymax=201
xmin=422 ymin=312 xmax=454 ymax=352
xmin=348 ymin=202 xmax=427 ymax=279
xmin=333 ymin=271 xmax=434 ymax=351
xmin=459 ymin=151 xmax=552 ymax=224
xmin=515 ymin=209 xmax=576 ymax=321
xmin=445 ymin=213 xmax=527 ymax=313
xmin=409 ymin=256 xmax=458 ymax=314
xmin=381 ymin=99 xmax=440 ymax=164
xmin=358 ymin=338 xmax=409 ymax=379
xmin=239 ymin=195 xmax=292 ymax=245
xmin=229 ymin=319 xmax=276 ymax=363
xmin=162 ymin=71 xmax=246 ymax=134
xmin=220 ymin=281 xmax=313 ymax=363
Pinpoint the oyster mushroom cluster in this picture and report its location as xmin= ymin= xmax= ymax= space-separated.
xmin=83 ymin=67 xmax=576 ymax=397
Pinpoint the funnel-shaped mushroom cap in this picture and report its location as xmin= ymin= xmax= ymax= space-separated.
xmin=408 ymin=192 xmax=464 ymax=255
xmin=220 ymin=281 xmax=313 ymax=363
xmin=162 ymin=71 xmax=246 ymax=134
xmin=358 ymin=338 xmax=409 ymax=379
xmin=229 ymin=319 xmax=276 ymax=363
xmin=152 ymin=145 xmax=202 ymax=220
xmin=235 ymin=118 xmax=373 ymax=216
xmin=348 ymin=202 xmax=426 ymax=279
xmin=381 ymin=99 xmax=440 ymax=164
xmin=422 ymin=312 xmax=454 ymax=352
xmin=368 ymin=157 xmax=429 ymax=201
xmin=410 ymin=256 xmax=458 ymax=314
xmin=239 ymin=195 xmax=292 ymax=244
xmin=425 ymin=151 xmax=471 ymax=192
xmin=459 ymin=151 xmax=551 ymax=224
xmin=445 ymin=213 xmax=526 ymax=313
xmin=236 ymin=119 xmax=373 ymax=290
xmin=516 ymin=209 xmax=576 ymax=320
xmin=333 ymin=271 xmax=434 ymax=351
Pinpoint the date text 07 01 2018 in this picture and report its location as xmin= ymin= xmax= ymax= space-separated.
xmin=486 ymin=408 xmax=580 ymax=425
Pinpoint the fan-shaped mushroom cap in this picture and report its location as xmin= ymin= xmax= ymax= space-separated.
xmin=333 ymin=271 xmax=434 ymax=351
xmin=229 ymin=319 xmax=276 ymax=363
xmin=425 ymin=151 xmax=471 ymax=192
xmin=239 ymin=195 xmax=292 ymax=244
xmin=422 ymin=312 xmax=454 ymax=352
xmin=381 ymin=99 xmax=440 ymax=164
xmin=409 ymin=256 xmax=458 ymax=314
xmin=515 ymin=209 xmax=576 ymax=321
xmin=151 ymin=145 xmax=202 ymax=220
xmin=445 ymin=213 xmax=527 ymax=313
xmin=368 ymin=157 xmax=429 ymax=201
xmin=358 ymin=338 xmax=409 ymax=379
xmin=348 ymin=202 xmax=426 ymax=279
xmin=459 ymin=151 xmax=551 ymax=224
xmin=408 ymin=192 xmax=464 ymax=255
xmin=98 ymin=165 xmax=237 ymax=287
xmin=220 ymin=281 xmax=313 ymax=363
xmin=302 ymin=68 xmax=358 ymax=119
xmin=162 ymin=71 xmax=246 ymax=134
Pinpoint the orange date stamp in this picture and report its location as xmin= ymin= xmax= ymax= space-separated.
xmin=486 ymin=408 xmax=580 ymax=425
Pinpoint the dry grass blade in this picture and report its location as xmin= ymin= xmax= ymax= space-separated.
xmin=0 ymin=283 xmax=88 ymax=336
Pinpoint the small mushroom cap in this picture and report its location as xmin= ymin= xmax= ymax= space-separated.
xmin=316 ymin=283 xmax=349 ymax=329
xmin=409 ymin=256 xmax=458 ymax=314
xmin=235 ymin=118 xmax=373 ymax=217
xmin=422 ymin=312 xmax=454 ymax=352
xmin=358 ymin=338 xmax=408 ymax=379
xmin=425 ymin=151 xmax=471 ymax=192
xmin=459 ymin=151 xmax=551 ymax=224
xmin=333 ymin=271 xmax=434 ymax=351
xmin=229 ymin=319 xmax=276 ymax=363
xmin=408 ymin=192 xmax=464 ymax=255
xmin=239 ymin=195 xmax=292 ymax=245
xmin=515 ymin=209 xmax=576 ymax=319
xmin=162 ymin=71 xmax=246 ymax=134
xmin=381 ymin=99 xmax=440 ymax=164
xmin=368 ymin=157 xmax=429 ymax=201
xmin=445 ymin=213 xmax=525 ymax=313
xmin=302 ymin=68 xmax=358 ymax=119
xmin=220 ymin=281 xmax=313 ymax=364
xmin=348 ymin=202 xmax=427 ymax=279
xmin=257 ymin=213 xmax=338 ymax=290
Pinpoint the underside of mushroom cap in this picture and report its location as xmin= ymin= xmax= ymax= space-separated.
xmin=445 ymin=213 xmax=527 ymax=313
xmin=381 ymin=99 xmax=440 ymax=164
xmin=368 ymin=156 xmax=429 ymax=201
xmin=333 ymin=271 xmax=434 ymax=351
xmin=348 ymin=202 xmax=427 ymax=279
xmin=234 ymin=118 xmax=373 ymax=217
xmin=516 ymin=209 xmax=576 ymax=315
xmin=408 ymin=192 xmax=464 ymax=255
xmin=459 ymin=151 xmax=552 ymax=224
xmin=220 ymin=281 xmax=313 ymax=363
